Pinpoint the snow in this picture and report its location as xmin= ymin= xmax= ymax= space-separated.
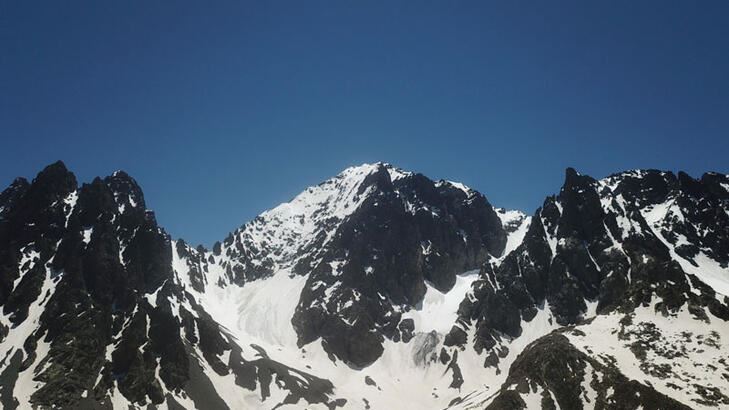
xmin=15 ymin=335 xmax=51 ymax=404
xmin=496 ymin=208 xmax=526 ymax=225
xmin=385 ymin=163 xmax=413 ymax=181
xmin=168 ymin=164 xmax=559 ymax=410
xmin=402 ymin=270 xmax=479 ymax=334
xmin=145 ymin=279 xmax=167 ymax=307
xmin=329 ymin=259 xmax=345 ymax=276
xmin=496 ymin=209 xmax=531 ymax=259
xmin=583 ymin=299 xmax=599 ymax=319
xmin=189 ymin=341 xmax=255 ymax=409
xmin=178 ymin=251 xmax=562 ymax=410
xmin=642 ymin=200 xmax=729 ymax=298
xmin=444 ymin=180 xmax=471 ymax=194
xmin=612 ymin=194 xmax=644 ymax=239
xmin=596 ymin=173 xmax=729 ymax=298
xmin=196 ymin=266 xmax=308 ymax=348
xmin=547 ymin=389 xmax=562 ymax=410
xmin=82 ymin=227 xmax=93 ymax=244
xmin=109 ymin=384 xmax=134 ymax=409
xmin=1 ymin=251 xmax=62 ymax=404
xmin=63 ymin=191 xmax=78 ymax=228
xmin=172 ymin=244 xmax=330 ymax=408
xmin=581 ymin=363 xmax=598 ymax=408
xmin=450 ymin=302 xmax=559 ymax=410
xmin=521 ymin=384 xmax=544 ymax=409
xmin=421 ymin=240 xmax=433 ymax=255
xmin=541 ymin=212 xmax=559 ymax=259
xmin=7 ymin=164 xmax=728 ymax=409
xmin=230 ymin=163 xmax=381 ymax=270
xmin=566 ymin=302 xmax=729 ymax=410
xmin=12 ymin=246 xmax=40 ymax=293
xmin=597 ymin=176 xmax=645 ymax=240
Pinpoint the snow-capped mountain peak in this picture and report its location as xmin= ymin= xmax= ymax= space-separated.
xmin=2 ymin=162 xmax=729 ymax=409
xmin=225 ymin=163 xmax=385 ymax=271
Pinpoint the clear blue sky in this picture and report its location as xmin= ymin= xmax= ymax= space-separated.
xmin=2 ymin=1 xmax=728 ymax=246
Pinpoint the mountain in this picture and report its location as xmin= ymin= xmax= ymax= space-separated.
xmin=0 ymin=161 xmax=728 ymax=409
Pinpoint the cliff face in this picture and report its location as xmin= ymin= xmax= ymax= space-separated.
xmin=0 ymin=161 xmax=728 ymax=409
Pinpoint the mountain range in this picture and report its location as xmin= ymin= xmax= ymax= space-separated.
xmin=1 ymin=161 xmax=728 ymax=409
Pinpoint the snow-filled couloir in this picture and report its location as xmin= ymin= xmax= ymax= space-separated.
xmin=1 ymin=162 xmax=728 ymax=409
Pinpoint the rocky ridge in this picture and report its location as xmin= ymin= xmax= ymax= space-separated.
xmin=0 ymin=162 xmax=727 ymax=409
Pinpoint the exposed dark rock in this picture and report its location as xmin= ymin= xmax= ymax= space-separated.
xmin=485 ymin=333 xmax=692 ymax=410
xmin=398 ymin=318 xmax=415 ymax=343
xmin=292 ymin=164 xmax=507 ymax=367
xmin=1 ymin=161 xmax=727 ymax=409
xmin=449 ymin=167 xmax=729 ymax=372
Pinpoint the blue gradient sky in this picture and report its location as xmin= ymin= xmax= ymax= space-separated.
xmin=2 ymin=1 xmax=728 ymax=246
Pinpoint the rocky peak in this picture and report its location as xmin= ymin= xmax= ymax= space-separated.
xmin=700 ymin=172 xmax=729 ymax=200
xmin=0 ymin=162 xmax=79 ymax=305
xmin=600 ymin=169 xmax=676 ymax=207
xmin=105 ymin=170 xmax=147 ymax=212
xmin=2 ymin=161 xmax=729 ymax=409
xmin=359 ymin=162 xmax=396 ymax=194
xmin=0 ymin=177 xmax=29 ymax=197
xmin=561 ymin=167 xmax=596 ymax=193
xmin=562 ymin=166 xmax=584 ymax=186
xmin=160 ymin=161 xmax=508 ymax=369
xmin=447 ymin=166 xmax=729 ymax=372
xmin=288 ymin=163 xmax=507 ymax=367
xmin=215 ymin=162 xmax=392 ymax=284
xmin=0 ymin=178 xmax=29 ymax=219
xmin=27 ymin=160 xmax=77 ymax=204
xmin=556 ymin=167 xmax=603 ymax=240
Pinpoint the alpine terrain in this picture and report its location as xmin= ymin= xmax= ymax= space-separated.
xmin=1 ymin=161 xmax=728 ymax=410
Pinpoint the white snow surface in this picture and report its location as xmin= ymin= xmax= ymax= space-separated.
xmin=566 ymin=301 xmax=729 ymax=410
xmin=228 ymin=163 xmax=382 ymax=270
xmin=496 ymin=208 xmax=531 ymax=259
xmin=176 ymin=227 xmax=568 ymax=410
xmin=171 ymin=165 xmax=556 ymax=409
xmin=5 ymin=166 xmax=729 ymax=410
xmin=641 ymin=199 xmax=729 ymax=298
xmin=402 ymin=270 xmax=480 ymax=334
xmin=597 ymin=172 xmax=729 ymax=298
xmin=442 ymin=180 xmax=472 ymax=194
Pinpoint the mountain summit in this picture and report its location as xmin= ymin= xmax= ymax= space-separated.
xmin=0 ymin=162 xmax=728 ymax=409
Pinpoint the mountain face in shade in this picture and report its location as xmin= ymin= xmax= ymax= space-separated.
xmin=0 ymin=161 xmax=728 ymax=409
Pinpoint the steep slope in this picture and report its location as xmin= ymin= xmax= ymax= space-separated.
xmin=0 ymin=162 xmax=342 ymax=409
xmin=170 ymin=163 xmax=517 ymax=409
xmin=444 ymin=168 xmax=729 ymax=409
xmin=1 ymin=161 xmax=728 ymax=409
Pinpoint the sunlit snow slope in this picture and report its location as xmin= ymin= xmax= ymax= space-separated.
xmin=1 ymin=162 xmax=728 ymax=410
